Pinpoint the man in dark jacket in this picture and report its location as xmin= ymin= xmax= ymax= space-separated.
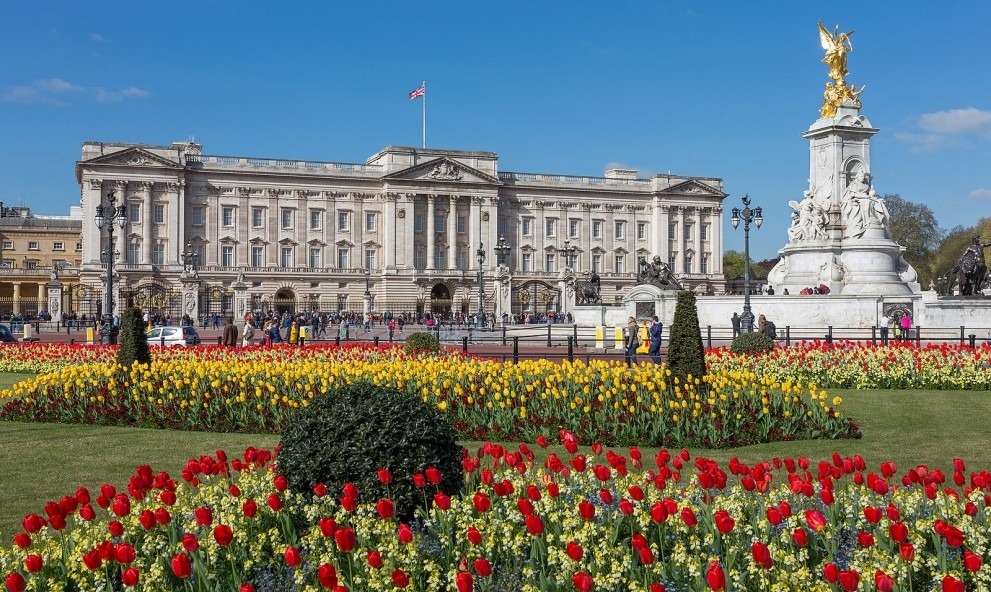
xmin=222 ymin=317 xmax=239 ymax=347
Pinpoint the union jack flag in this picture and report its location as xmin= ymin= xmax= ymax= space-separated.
xmin=408 ymin=84 xmax=425 ymax=100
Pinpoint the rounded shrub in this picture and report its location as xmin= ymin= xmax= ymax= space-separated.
xmin=117 ymin=307 xmax=151 ymax=368
xmin=277 ymin=381 xmax=464 ymax=522
xmin=730 ymin=331 xmax=775 ymax=355
xmin=404 ymin=331 xmax=440 ymax=355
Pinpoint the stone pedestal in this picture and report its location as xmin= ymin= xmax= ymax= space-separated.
xmin=47 ymin=279 xmax=63 ymax=323
xmin=232 ymin=279 xmax=248 ymax=320
xmin=768 ymin=102 xmax=919 ymax=296
xmin=494 ymin=266 xmax=512 ymax=321
xmin=182 ymin=280 xmax=201 ymax=324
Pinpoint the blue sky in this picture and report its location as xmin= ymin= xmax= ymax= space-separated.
xmin=1 ymin=1 xmax=989 ymax=260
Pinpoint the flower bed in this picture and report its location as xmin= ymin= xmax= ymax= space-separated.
xmin=0 ymin=347 xmax=855 ymax=448
xmin=2 ymin=435 xmax=989 ymax=591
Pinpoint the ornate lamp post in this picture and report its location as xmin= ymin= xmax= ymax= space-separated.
xmin=476 ymin=243 xmax=486 ymax=330
xmin=560 ymin=239 xmax=578 ymax=271
xmin=730 ymin=195 xmax=762 ymax=334
xmin=94 ymin=191 xmax=127 ymax=344
xmin=494 ymin=235 xmax=511 ymax=267
xmin=362 ymin=268 xmax=372 ymax=317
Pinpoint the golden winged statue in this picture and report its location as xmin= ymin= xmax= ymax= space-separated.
xmin=818 ymin=21 xmax=854 ymax=84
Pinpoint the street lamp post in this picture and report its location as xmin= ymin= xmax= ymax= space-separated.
xmin=362 ymin=268 xmax=371 ymax=319
xmin=476 ymin=244 xmax=486 ymax=330
xmin=494 ymin=235 xmax=511 ymax=267
xmin=94 ymin=190 xmax=127 ymax=344
xmin=560 ymin=239 xmax=578 ymax=271
xmin=730 ymin=195 xmax=762 ymax=334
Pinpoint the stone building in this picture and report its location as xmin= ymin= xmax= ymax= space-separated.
xmin=75 ymin=141 xmax=726 ymax=321
xmin=0 ymin=204 xmax=83 ymax=319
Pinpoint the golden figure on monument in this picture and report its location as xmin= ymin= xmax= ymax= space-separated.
xmin=817 ymin=21 xmax=865 ymax=118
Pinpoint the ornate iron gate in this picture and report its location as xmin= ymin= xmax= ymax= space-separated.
xmin=512 ymin=281 xmax=560 ymax=315
xmin=123 ymin=282 xmax=182 ymax=322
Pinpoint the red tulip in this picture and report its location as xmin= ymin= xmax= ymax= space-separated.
xmin=228 ymin=485 xmax=241 ymax=497
xmin=171 ymin=553 xmax=191 ymax=579
xmin=942 ymin=576 xmax=965 ymax=592
xmin=425 ymin=467 xmax=442 ymax=484
xmin=619 ymin=499 xmax=634 ymax=515
xmin=267 ymin=493 xmax=283 ymax=511
xmin=839 ymin=570 xmax=860 ymax=592
xmin=899 ymin=543 xmax=915 ymax=561
xmin=5 ymin=573 xmax=26 ymax=592
xmin=598 ymin=489 xmax=612 ymax=505
xmin=391 ymin=568 xmax=409 ymax=588
xmin=284 ymin=546 xmax=302 ymax=568
xmin=121 ymin=567 xmax=140 ymax=587
xmin=335 ymin=527 xmax=356 ymax=552
xmin=242 ymin=499 xmax=258 ymax=518
xmin=578 ymin=500 xmax=595 ymax=521
xmin=13 ymin=534 xmax=30 ymax=549
xmin=318 ymin=563 xmax=338 ymax=588
xmin=182 ymin=533 xmax=199 ymax=552
xmin=823 ymin=563 xmax=839 ymax=583
xmin=466 ymin=526 xmax=482 ymax=545
xmin=155 ymin=508 xmax=171 ymax=525
xmin=572 ymin=572 xmax=593 ymax=592
xmin=536 ymin=435 xmax=549 ymax=448
xmin=413 ymin=473 xmax=426 ymax=488
xmin=342 ymin=482 xmax=359 ymax=500
xmin=109 ymin=520 xmax=124 ymax=537
xmin=874 ymin=570 xmax=894 ymax=592
xmin=434 ymin=492 xmax=451 ymax=510
xmin=273 ymin=474 xmax=287 ymax=492
xmin=964 ymin=550 xmax=983 ymax=572
xmin=705 ymin=561 xmax=725 ymax=591
xmin=366 ymin=550 xmax=382 ymax=568
xmin=638 ymin=547 xmax=654 ymax=565
xmin=766 ymin=507 xmax=782 ymax=525
xmin=112 ymin=495 xmax=131 ymax=517
xmin=473 ymin=557 xmax=492 ymax=577
xmin=525 ymin=515 xmax=544 ymax=536
xmin=313 ymin=483 xmax=328 ymax=497
xmin=160 ymin=490 xmax=177 ymax=506
xmin=214 ymin=524 xmax=234 ymax=547
xmin=751 ymin=541 xmax=772 ymax=569
xmin=24 ymin=554 xmax=43 ymax=573
xmin=650 ymin=585 xmax=665 ymax=592
xmin=138 ymin=509 xmax=155 ymax=530
xmin=240 ymin=585 xmax=254 ymax=592
xmin=473 ymin=493 xmax=491 ymax=513
xmin=681 ymin=507 xmax=698 ymax=527
xmin=650 ymin=501 xmax=669 ymax=523
xmin=517 ymin=498 xmax=534 ymax=516
xmin=714 ymin=510 xmax=735 ymax=534
xmin=889 ymin=522 xmax=908 ymax=543
xmin=398 ymin=523 xmax=414 ymax=544
xmin=456 ymin=571 xmax=474 ymax=592
xmin=21 ymin=514 xmax=44 ymax=533
xmin=116 ymin=543 xmax=136 ymax=564
xmin=82 ymin=550 xmax=103 ymax=571
xmin=943 ymin=524 xmax=965 ymax=547
xmin=377 ymin=468 xmax=392 ymax=484
xmin=566 ymin=541 xmax=584 ymax=561
xmin=376 ymin=499 xmax=395 ymax=519
xmin=858 ymin=531 xmax=875 ymax=547
xmin=593 ymin=465 xmax=611 ymax=481
xmin=805 ymin=510 xmax=827 ymax=532
xmin=863 ymin=506 xmax=881 ymax=524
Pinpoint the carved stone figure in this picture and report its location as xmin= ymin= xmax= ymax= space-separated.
xmin=787 ymin=190 xmax=828 ymax=241
xmin=637 ymin=256 xmax=683 ymax=290
xmin=841 ymin=170 xmax=890 ymax=238
xmin=948 ymin=236 xmax=991 ymax=296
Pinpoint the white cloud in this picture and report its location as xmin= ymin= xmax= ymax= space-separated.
xmin=968 ymin=189 xmax=991 ymax=200
xmin=90 ymin=33 xmax=105 ymax=42
xmin=1 ymin=78 xmax=149 ymax=105
xmin=897 ymin=108 xmax=991 ymax=153
xmin=918 ymin=108 xmax=991 ymax=136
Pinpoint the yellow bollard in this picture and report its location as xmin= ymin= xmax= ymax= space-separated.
xmin=614 ymin=326 xmax=624 ymax=349
xmin=637 ymin=323 xmax=650 ymax=354
xmin=22 ymin=324 xmax=32 ymax=341
xmin=86 ymin=327 xmax=94 ymax=344
xmin=595 ymin=326 xmax=604 ymax=349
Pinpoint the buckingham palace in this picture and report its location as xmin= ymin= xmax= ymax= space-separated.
xmin=75 ymin=141 xmax=726 ymax=321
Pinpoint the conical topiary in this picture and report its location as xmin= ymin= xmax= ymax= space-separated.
xmin=117 ymin=307 xmax=151 ymax=367
xmin=666 ymin=291 xmax=706 ymax=384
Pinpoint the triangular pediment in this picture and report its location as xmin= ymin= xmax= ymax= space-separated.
xmin=659 ymin=179 xmax=725 ymax=198
xmin=383 ymin=157 xmax=501 ymax=185
xmin=85 ymin=147 xmax=183 ymax=169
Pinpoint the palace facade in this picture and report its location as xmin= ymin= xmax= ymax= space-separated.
xmin=75 ymin=141 xmax=726 ymax=320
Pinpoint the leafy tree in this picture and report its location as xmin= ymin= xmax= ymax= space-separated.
xmin=723 ymin=250 xmax=746 ymax=280
xmin=667 ymin=291 xmax=706 ymax=385
xmin=117 ymin=307 xmax=151 ymax=368
xmin=884 ymin=193 xmax=945 ymax=287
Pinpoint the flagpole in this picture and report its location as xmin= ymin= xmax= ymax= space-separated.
xmin=421 ymin=81 xmax=426 ymax=149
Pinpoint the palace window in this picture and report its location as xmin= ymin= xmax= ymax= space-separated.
xmin=128 ymin=207 xmax=140 ymax=223
xmin=546 ymin=253 xmax=556 ymax=273
xmin=281 ymin=208 xmax=294 ymax=229
xmin=592 ymin=254 xmax=602 ymax=273
xmin=365 ymin=249 xmax=377 ymax=270
xmin=281 ymin=247 xmax=294 ymax=268
xmin=701 ymin=224 xmax=709 ymax=241
xmin=126 ymin=242 xmax=140 ymax=264
xmin=251 ymin=246 xmax=264 ymax=267
xmin=522 ymin=252 xmax=532 ymax=272
xmin=309 ymin=248 xmax=322 ymax=269
xmin=28 ymin=241 xmax=39 ymax=251
xmin=700 ymin=255 xmax=708 ymax=274
xmin=413 ymin=248 xmax=424 ymax=270
xmin=154 ymin=204 xmax=166 ymax=225
xmin=222 ymin=207 xmax=234 ymax=227
xmin=685 ymin=255 xmax=693 ymax=274
xmin=545 ymin=219 xmax=557 ymax=237
xmin=365 ymin=212 xmax=377 ymax=232
xmin=668 ymin=222 xmax=677 ymax=240
xmin=456 ymin=248 xmax=467 ymax=270
xmin=53 ymin=242 xmax=64 ymax=251
xmin=338 ymin=211 xmax=350 ymax=231
xmin=522 ymin=218 xmax=533 ymax=237
xmin=615 ymin=254 xmax=625 ymax=273
xmin=569 ymin=219 xmax=580 ymax=238
xmin=311 ymin=210 xmax=322 ymax=231
xmin=434 ymin=251 xmax=446 ymax=269
xmin=592 ymin=221 xmax=602 ymax=238
xmin=252 ymin=208 xmax=264 ymax=228
xmin=221 ymin=246 xmax=234 ymax=267
xmin=2 ymin=240 xmax=12 ymax=250
xmin=414 ymin=214 xmax=423 ymax=233
xmin=75 ymin=242 xmax=82 ymax=251
xmin=637 ymin=222 xmax=647 ymax=240
xmin=458 ymin=215 xmax=467 ymax=234
xmin=614 ymin=221 xmax=625 ymax=240
xmin=152 ymin=243 xmax=165 ymax=265
xmin=336 ymin=247 xmax=350 ymax=269
xmin=497 ymin=218 xmax=506 ymax=236
xmin=686 ymin=224 xmax=694 ymax=241
xmin=192 ymin=207 xmax=204 ymax=227
xmin=434 ymin=214 xmax=445 ymax=232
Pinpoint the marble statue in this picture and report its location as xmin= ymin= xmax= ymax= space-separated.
xmin=787 ymin=190 xmax=828 ymax=241
xmin=841 ymin=170 xmax=890 ymax=238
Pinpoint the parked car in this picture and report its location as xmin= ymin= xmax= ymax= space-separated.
xmin=0 ymin=324 xmax=15 ymax=343
xmin=147 ymin=326 xmax=201 ymax=347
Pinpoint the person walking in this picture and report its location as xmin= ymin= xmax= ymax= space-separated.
xmin=624 ymin=316 xmax=640 ymax=367
xmin=648 ymin=315 xmax=663 ymax=364
xmin=222 ymin=317 xmax=238 ymax=347
xmin=879 ymin=312 xmax=890 ymax=345
xmin=900 ymin=314 xmax=912 ymax=341
xmin=731 ymin=312 xmax=741 ymax=338
xmin=241 ymin=315 xmax=255 ymax=347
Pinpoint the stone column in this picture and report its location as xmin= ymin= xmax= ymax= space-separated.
xmin=182 ymin=280 xmax=201 ymax=326
xmin=384 ymin=193 xmax=397 ymax=273
xmin=82 ymin=179 xmax=104 ymax=266
xmin=38 ymin=282 xmax=47 ymax=303
xmin=426 ymin=194 xmax=436 ymax=270
xmin=404 ymin=194 xmax=416 ymax=269
xmin=47 ymin=278 xmax=62 ymax=324
xmin=693 ymin=207 xmax=702 ymax=275
xmin=710 ymin=207 xmax=723 ymax=275
xmin=675 ymin=206 xmax=685 ymax=273
xmin=12 ymin=282 xmax=20 ymax=315
xmin=231 ymin=277 xmax=247 ymax=321
xmin=114 ymin=181 xmax=128 ymax=264
xmin=469 ymin=197 xmax=482 ymax=270
xmin=168 ymin=183 xmax=182 ymax=265
xmin=660 ymin=205 xmax=670 ymax=265
xmin=141 ymin=181 xmax=154 ymax=264
xmin=447 ymin=195 xmax=458 ymax=269
xmin=650 ymin=196 xmax=661 ymax=257
xmin=486 ymin=197 xmax=499 ymax=273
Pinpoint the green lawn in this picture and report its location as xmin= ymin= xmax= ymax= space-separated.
xmin=2 ymin=370 xmax=990 ymax=541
